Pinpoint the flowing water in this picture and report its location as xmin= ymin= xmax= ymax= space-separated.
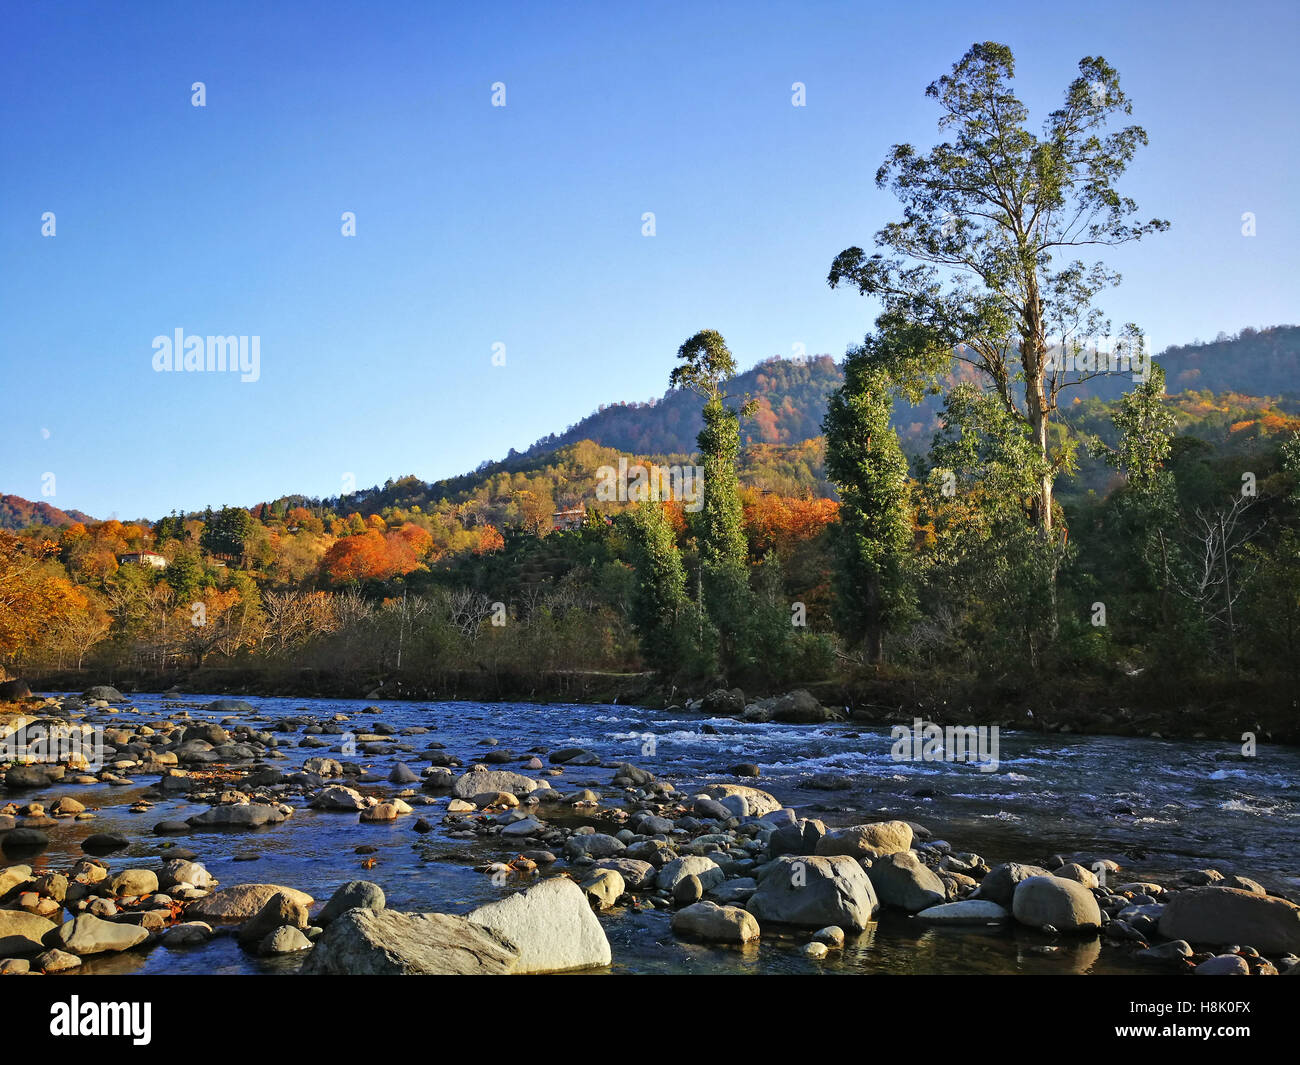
xmin=4 ymin=693 xmax=1298 ymax=975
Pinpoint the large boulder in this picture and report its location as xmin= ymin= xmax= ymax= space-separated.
xmin=55 ymin=914 xmax=150 ymax=955
xmin=236 ymin=891 xmax=310 ymax=947
xmin=815 ymin=820 xmax=913 ymax=859
xmin=157 ymin=860 xmax=213 ymax=891
xmin=82 ymin=685 xmax=125 ymax=703
xmin=591 ymin=858 xmax=657 ymax=890
xmin=672 ymin=901 xmax=760 ymax=944
xmin=108 ymin=868 xmax=159 ymax=898
xmin=302 ymin=909 xmax=518 ymax=975
xmin=1011 ymin=876 xmax=1103 ymax=932
xmin=0 ymin=864 xmax=33 ymax=899
xmin=657 ymin=856 xmax=725 ymax=894
xmin=317 ymin=880 xmax=386 ymax=925
xmin=185 ymin=883 xmax=314 ymax=922
xmin=1157 ymin=887 xmax=1300 ymax=955
xmin=768 ymin=817 xmax=827 ymax=858
xmin=451 ymin=769 xmax=547 ymax=803
xmin=866 ymin=852 xmax=946 ymax=912
xmin=767 ymin=689 xmax=841 ymax=723
xmin=4 ymin=765 xmax=51 ymax=789
xmin=467 ymin=877 xmax=612 ymax=974
xmin=747 ymin=855 xmax=879 ymax=931
xmin=0 ymin=679 xmax=31 ymax=700
xmin=694 ymin=784 xmax=782 ymax=818
xmin=187 ymin=803 xmax=290 ymax=828
xmin=310 ymin=785 xmax=366 ymax=811
xmin=701 ymin=688 xmax=746 ymax=716
xmin=976 ymin=862 xmax=1053 ymax=907
xmin=0 ymin=911 xmax=58 ymax=954
xmin=563 ymin=833 xmax=626 ymax=861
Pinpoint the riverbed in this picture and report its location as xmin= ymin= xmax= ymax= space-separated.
xmin=4 ymin=693 xmax=1297 ymax=975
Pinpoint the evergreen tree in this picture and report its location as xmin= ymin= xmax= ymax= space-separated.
xmin=823 ymin=337 xmax=915 ymax=662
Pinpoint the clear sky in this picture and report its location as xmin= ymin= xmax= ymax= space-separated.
xmin=2 ymin=0 xmax=1296 ymax=520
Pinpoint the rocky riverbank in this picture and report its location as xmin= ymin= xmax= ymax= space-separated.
xmin=1 ymin=687 xmax=1298 ymax=975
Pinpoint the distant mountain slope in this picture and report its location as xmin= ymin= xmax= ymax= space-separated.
xmin=521 ymin=325 xmax=1299 ymax=459
xmin=0 ymin=494 xmax=95 ymax=530
xmin=522 ymin=354 xmax=845 ymax=458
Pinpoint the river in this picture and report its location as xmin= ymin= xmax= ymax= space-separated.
xmin=4 ymin=693 xmax=1297 ymax=975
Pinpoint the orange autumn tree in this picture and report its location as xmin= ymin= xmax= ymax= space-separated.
xmin=0 ymin=532 xmax=90 ymax=667
xmin=322 ymin=530 xmax=391 ymax=584
xmin=474 ymin=525 xmax=505 ymax=554
xmin=321 ymin=524 xmax=436 ymax=584
xmin=741 ymin=492 xmax=839 ymax=561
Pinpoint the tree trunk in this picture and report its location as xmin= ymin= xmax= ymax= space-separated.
xmin=1021 ymin=317 xmax=1054 ymax=535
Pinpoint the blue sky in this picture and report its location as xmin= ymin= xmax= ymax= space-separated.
xmin=1 ymin=0 xmax=1296 ymax=520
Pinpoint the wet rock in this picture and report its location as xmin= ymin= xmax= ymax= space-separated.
xmin=55 ymin=914 xmax=150 ymax=954
xmin=237 ymin=891 xmax=310 ymax=947
xmin=35 ymin=948 xmax=81 ymax=973
xmin=160 ymin=922 xmax=213 ymax=948
xmin=916 ymin=900 xmax=1011 ymax=923
xmin=673 ymin=874 xmax=704 ymax=905
xmin=0 ymin=911 xmax=57 ymax=954
xmin=1011 ymin=876 xmax=1102 ymax=932
xmin=318 ymin=881 xmax=386 ymax=925
xmin=1158 ymin=886 xmax=1300 ymax=954
xmin=303 ymin=909 xmax=520 ymax=974
xmin=108 ymin=869 xmax=159 ymax=897
xmin=188 ymin=803 xmax=290 ymax=828
xmin=865 ymin=852 xmax=947 ymax=913
xmin=658 ymin=856 xmax=725 ymax=894
xmin=701 ymin=688 xmax=745 ymax=716
xmin=2 ymin=828 xmax=48 ymax=852
xmin=611 ymin=763 xmax=655 ymax=787
xmin=814 ymin=925 xmax=845 ymax=947
xmin=157 ymin=860 xmax=213 ymax=891
xmin=591 ymin=858 xmax=656 ymax=890
xmin=83 ymin=685 xmax=125 ymax=703
xmin=185 ymin=883 xmax=314 ymax=922
xmin=1195 ymin=954 xmax=1250 ymax=975
xmin=310 ymin=785 xmax=367 ymax=812
xmin=695 ymin=783 xmax=781 ymax=817
xmin=672 ymin=901 xmax=760 ymax=943
xmin=580 ymin=868 xmax=625 ymax=909
xmin=4 ymin=766 xmax=51 ymax=789
xmin=359 ymin=802 xmax=401 ymax=822
xmin=467 ymin=876 xmax=612 ymax=974
xmin=451 ymin=769 xmax=548 ymax=803
xmin=747 ymin=855 xmax=879 ymax=931
xmin=563 ymin=833 xmax=625 ymax=861
xmin=260 ymin=925 xmax=313 ymax=954
xmin=815 ymin=820 xmax=913 ymax=860
xmin=548 ymin=747 xmax=600 ymax=766
xmin=0 ymin=864 xmax=33 ymax=899
xmin=1054 ymin=862 xmax=1100 ymax=890
xmin=768 ymin=817 xmax=827 ymax=858
xmin=1137 ymin=939 xmax=1193 ymax=964
xmin=976 ymin=862 xmax=1053 ymax=908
